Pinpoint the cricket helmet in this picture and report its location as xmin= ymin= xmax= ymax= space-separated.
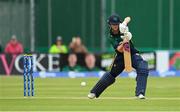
xmin=107 ymin=14 xmax=122 ymax=25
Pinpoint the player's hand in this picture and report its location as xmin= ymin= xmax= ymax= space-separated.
xmin=119 ymin=23 xmax=129 ymax=33
xmin=124 ymin=32 xmax=132 ymax=40
xmin=121 ymin=32 xmax=132 ymax=40
xmin=117 ymin=44 xmax=123 ymax=53
xmin=117 ymin=38 xmax=129 ymax=53
xmin=123 ymin=37 xmax=129 ymax=43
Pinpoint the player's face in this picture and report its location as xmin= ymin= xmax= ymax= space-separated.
xmin=111 ymin=24 xmax=119 ymax=31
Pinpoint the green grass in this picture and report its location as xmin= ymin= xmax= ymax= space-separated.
xmin=0 ymin=76 xmax=180 ymax=111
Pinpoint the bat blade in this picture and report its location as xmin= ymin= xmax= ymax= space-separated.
xmin=123 ymin=42 xmax=133 ymax=72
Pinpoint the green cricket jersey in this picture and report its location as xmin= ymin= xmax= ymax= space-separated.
xmin=107 ymin=30 xmax=139 ymax=55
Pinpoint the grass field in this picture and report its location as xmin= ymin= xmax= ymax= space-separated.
xmin=0 ymin=76 xmax=180 ymax=111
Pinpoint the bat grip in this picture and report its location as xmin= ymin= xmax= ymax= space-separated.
xmin=123 ymin=42 xmax=130 ymax=52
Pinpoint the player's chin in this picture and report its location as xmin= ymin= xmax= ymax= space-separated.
xmin=112 ymin=28 xmax=119 ymax=32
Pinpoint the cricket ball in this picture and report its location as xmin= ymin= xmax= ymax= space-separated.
xmin=81 ymin=81 xmax=86 ymax=87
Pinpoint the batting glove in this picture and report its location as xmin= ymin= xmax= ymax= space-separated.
xmin=121 ymin=32 xmax=132 ymax=40
xmin=119 ymin=23 xmax=129 ymax=33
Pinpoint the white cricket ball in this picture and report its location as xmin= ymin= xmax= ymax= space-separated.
xmin=81 ymin=81 xmax=86 ymax=87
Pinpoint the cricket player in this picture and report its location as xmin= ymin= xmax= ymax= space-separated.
xmin=88 ymin=14 xmax=149 ymax=99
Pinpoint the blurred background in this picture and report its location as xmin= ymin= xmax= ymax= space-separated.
xmin=0 ymin=0 xmax=179 ymax=77
xmin=0 ymin=0 xmax=180 ymax=52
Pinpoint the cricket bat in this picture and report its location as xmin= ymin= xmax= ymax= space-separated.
xmin=122 ymin=17 xmax=133 ymax=72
